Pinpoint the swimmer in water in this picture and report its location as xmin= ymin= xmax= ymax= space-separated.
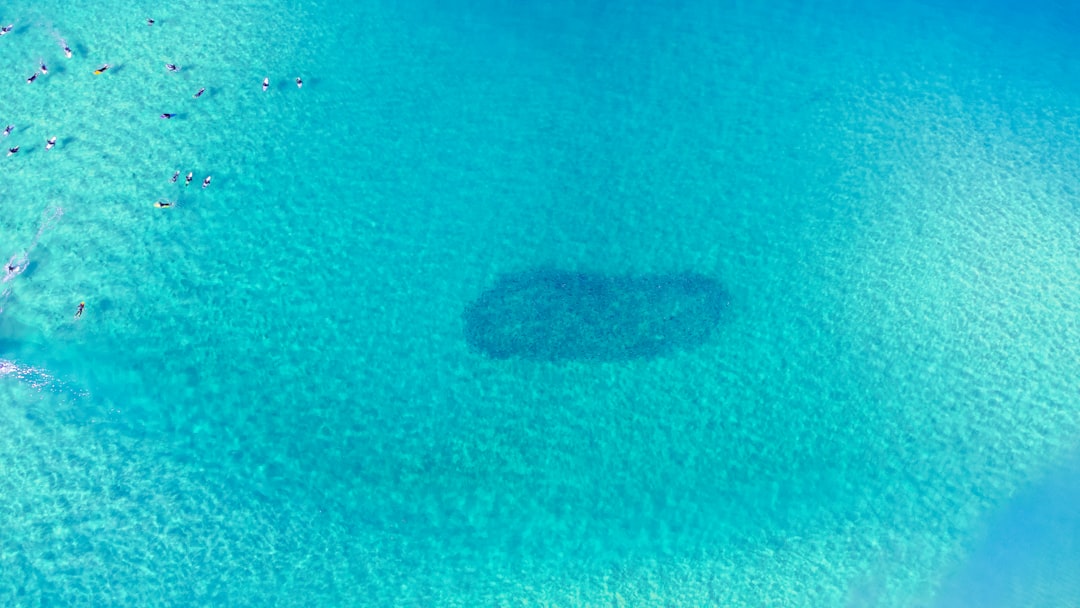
xmin=166 ymin=63 xmax=179 ymax=72
xmin=26 ymin=72 xmax=37 ymax=84
xmin=170 ymin=170 xmax=180 ymax=183
xmin=6 ymin=146 xmax=18 ymax=157
xmin=202 ymin=176 xmax=212 ymax=188
xmin=0 ymin=25 xmax=12 ymax=36
xmin=160 ymin=113 xmax=174 ymax=119
xmin=45 ymin=137 xmax=56 ymax=150
xmin=93 ymin=64 xmax=110 ymax=75
xmin=296 ymin=77 xmax=303 ymax=88
xmin=193 ymin=87 xmax=206 ymax=98
xmin=74 ymin=301 xmax=85 ymax=319
xmin=3 ymin=125 xmax=12 ymax=137
xmin=185 ymin=172 xmax=193 ymax=186
xmin=262 ymin=77 xmax=269 ymax=92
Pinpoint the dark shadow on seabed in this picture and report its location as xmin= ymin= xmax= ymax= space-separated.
xmin=463 ymin=268 xmax=731 ymax=362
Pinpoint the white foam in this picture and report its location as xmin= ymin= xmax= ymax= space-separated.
xmin=0 ymin=358 xmax=88 ymax=398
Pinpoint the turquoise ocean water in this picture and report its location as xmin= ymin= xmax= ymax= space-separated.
xmin=2 ymin=0 xmax=1079 ymax=605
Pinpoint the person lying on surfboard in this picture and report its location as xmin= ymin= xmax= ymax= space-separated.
xmin=93 ymin=64 xmax=110 ymax=75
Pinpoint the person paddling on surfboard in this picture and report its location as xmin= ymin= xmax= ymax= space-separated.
xmin=262 ymin=77 xmax=269 ymax=92
xmin=93 ymin=64 xmax=110 ymax=75
xmin=45 ymin=137 xmax=56 ymax=150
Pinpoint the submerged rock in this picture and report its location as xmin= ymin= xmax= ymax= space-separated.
xmin=463 ymin=268 xmax=730 ymax=362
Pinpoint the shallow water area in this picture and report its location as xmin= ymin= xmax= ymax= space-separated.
xmin=2 ymin=0 xmax=1080 ymax=606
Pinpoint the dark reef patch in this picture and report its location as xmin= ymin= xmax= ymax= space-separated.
xmin=463 ymin=268 xmax=730 ymax=362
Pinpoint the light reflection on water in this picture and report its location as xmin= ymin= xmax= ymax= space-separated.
xmin=0 ymin=358 xmax=89 ymax=398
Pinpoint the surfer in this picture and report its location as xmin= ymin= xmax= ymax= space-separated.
xmin=26 ymin=72 xmax=37 ymax=84
xmin=45 ymin=137 xmax=56 ymax=150
xmin=93 ymin=64 xmax=110 ymax=75
xmin=160 ymin=113 xmax=174 ymax=119
xmin=296 ymin=77 xmax=303 ymax=88
xmin=170 ymin=170 xmax=180 ymax=183
xmin=154 ymin=200 xmax=174 ymax=208
xmin=202 ymin=176 xmax=212 ymax=188
xmin=147 ymin=18 xmax=155 ymax=26
xmin=74 ymin=302 xmax=85 ymax=319
xmin=39 ymin=60 xmax=47 ymax=74
xmin=3 ymin=253 xmax=28 ymax=282
xmin=166 ymin=63 xmax=179 ymax=72
xmin=3 ymin=125 xmax=12 ymax=137
xmin=61 ymin=41 xmax=72 ymax=57
xmin=193 ymin=87 xmax=205 ymax=98
xmin=262 ymin=77 xmax=269 ymax=92
xmin=6 ymin=146 xmax=18 ymax=157
xmin=0 ymin=24 xmax=12 ymax=36
xmin=185 ymin=172 xmax=193 ymax=186
xmin=2 ymin=207 xmax=63 ymax=297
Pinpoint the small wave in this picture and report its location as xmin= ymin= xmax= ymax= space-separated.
xmin=0 ymin=358 xmax=89 ymax=398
